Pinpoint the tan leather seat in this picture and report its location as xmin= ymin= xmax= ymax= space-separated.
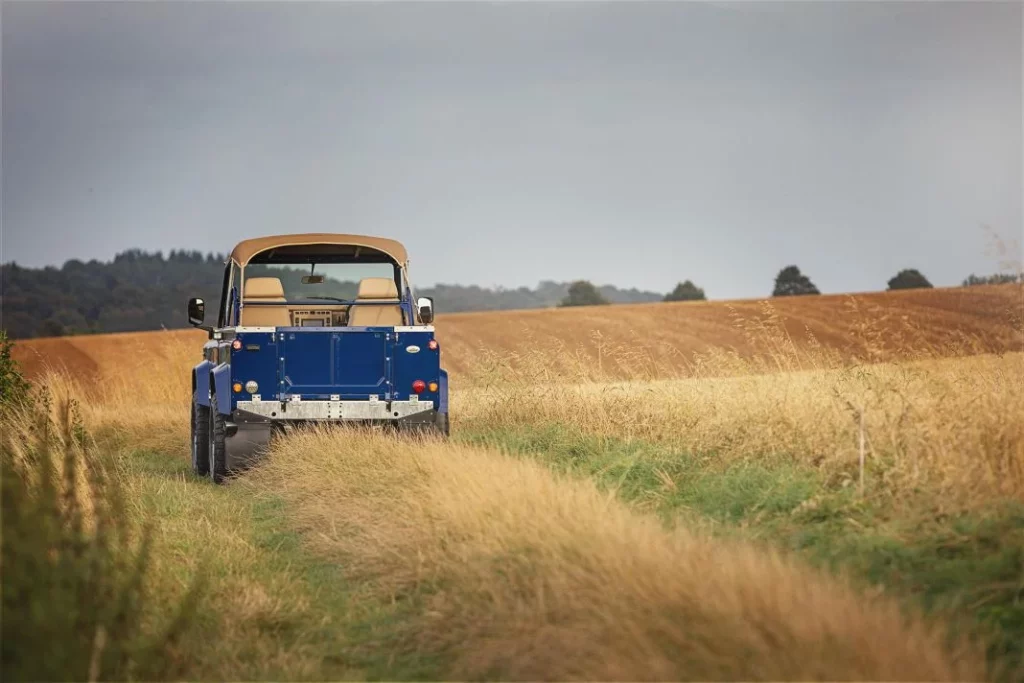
xmin=241 ymin=277 xmax=292 ymax=327
xmin=347 ymin=277 xmax=404 ymax=326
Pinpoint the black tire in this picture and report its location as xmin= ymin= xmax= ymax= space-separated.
xmin=191 ymin=389 xmax=210 ymax=476
xmin=209 ymin=390 xmax=228 ymax=484
xmin=436 ymin=411 xmax=450 ymax=438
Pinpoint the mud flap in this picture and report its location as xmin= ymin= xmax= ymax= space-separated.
xmin=224 ymin=408 xmax=275 ymax=473
xmin=396 ymin=409 xmax=447 ymax=436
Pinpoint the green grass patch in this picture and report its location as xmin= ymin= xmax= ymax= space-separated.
xmin=460 ymin=424 xmax=1024 ymax=678
xmin=460 ymin=424 xmax=820 ymax=525
xmin=119 ymin=449 xmax=447 ymax=681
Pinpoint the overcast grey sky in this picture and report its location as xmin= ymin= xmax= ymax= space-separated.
xmin=2 ymin=1 xmax=1021 ymax=298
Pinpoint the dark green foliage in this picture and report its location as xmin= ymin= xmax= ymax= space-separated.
xmin=2 ymin=250 xmax=227 ymax=339
xmin=428 ymin=280 xmax=659 ymax=312
xmin=0 ymin=392 xmax=203 ymax=682
xmin=772 ymin=265 xmax=820 ymax=297
xmin=2 ymin=252 xmax=663 ymax=338
xmin=663 ymin=280 xmax=707 ymax=302
xmin=963 ymin=273 xmax=1022 ymax=286
xmin=887 ymin=268 xmax=933 ymax=290
xmin=558 ymin=280 xmax=609 ymax=307
xmin=0 ymin=330 xmax=31 ymax=407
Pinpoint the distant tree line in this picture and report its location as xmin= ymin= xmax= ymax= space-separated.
xmin=0 ymin=251 xmax=662 ymax=338
xmin=962 ymin=272 xmax=1021 ymax=286
xmin=2 ymin=250 xmax=226 ymax=339
xmin=561 ymin=264 xmax=1016 ymax=307
xmin=556 ymin=279 xmax=709 ymax=308
xmin=2 ymin=249 xmax=1017 ymax=334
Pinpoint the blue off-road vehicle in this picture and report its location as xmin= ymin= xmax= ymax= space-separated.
xmin=187 ymin=233 xmax=449 ymax=483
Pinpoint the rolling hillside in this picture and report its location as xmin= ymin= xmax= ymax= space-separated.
xmin=10 ymin=283 xmax=1021 ymax=383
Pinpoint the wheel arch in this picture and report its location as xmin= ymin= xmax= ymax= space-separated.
xmin=211 ymin=363 xmax=232 ymax=416
xmin=193 ymin=360 xmax=214 ymax=407
xmin=438 ymin=368 xmax=449 ymax=415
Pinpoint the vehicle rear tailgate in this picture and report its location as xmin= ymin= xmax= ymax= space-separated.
xmin=279 ymin=329 xmax=390 ymax=399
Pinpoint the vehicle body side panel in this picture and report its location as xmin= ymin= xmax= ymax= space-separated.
xmin=391 ymin=329 xmax=441 ymax=404
xmin=438 ymin=369 xmax=449 ymax=414
xmin=227 ymin=332 xmax=279 ymax=405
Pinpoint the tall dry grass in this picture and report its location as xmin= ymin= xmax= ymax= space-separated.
xmin=1 ymin=387 xmax=203 ymax=681
xmin=456 ymin=299 xmax=1024 ymax=510
xmin=2 ymin=355 xmax=366 ymax=680
xmin=35 ymin=335 xmax=195 ymax=455
xmin=12 ymin=297 xmax=1020 ymax=679
xmin=457 ymin=352 xmax=1024 ymax=510
xmin=31 ymin=299 xmax=1024 ymax=511
xmin=240 ymin=427 xmax=991 ymax=681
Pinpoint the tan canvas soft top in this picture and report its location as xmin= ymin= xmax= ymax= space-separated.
xmin=229 ymin=233 xmax=409 ymax=267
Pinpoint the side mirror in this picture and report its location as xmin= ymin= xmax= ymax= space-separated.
xmin=417 ymin=296 xmax=434 ymax=324
xmin=188 ymin=297 xmax=206 ymax=326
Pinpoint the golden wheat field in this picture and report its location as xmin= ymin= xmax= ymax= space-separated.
xmin=5 ymin=282 xmax=1023 ymax=681
xmin=11 ymin=283 xmax=1023 ymax=383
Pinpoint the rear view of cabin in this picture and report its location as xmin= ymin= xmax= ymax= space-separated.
xmin=186 ymin=233 xmax=448 ymax=483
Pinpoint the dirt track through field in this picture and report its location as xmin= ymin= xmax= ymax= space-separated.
xmin=236 ymin=427 xmax=988 ymax=681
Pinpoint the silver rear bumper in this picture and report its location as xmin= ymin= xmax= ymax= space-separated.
xmin=235 ymin=399 xmax=435 ymax=421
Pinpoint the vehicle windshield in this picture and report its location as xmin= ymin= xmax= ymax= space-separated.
xmin=244 ymin=262 xmax=399 ymax=301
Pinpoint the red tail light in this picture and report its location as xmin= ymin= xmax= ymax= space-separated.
xmin=412 ymin=380 xmax=426 ymax=394
xmin=428 ymin=340 xmax=438 ymax=351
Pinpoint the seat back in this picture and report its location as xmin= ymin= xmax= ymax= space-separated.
xmin=347 ymin=277 xmax=404 ymax=327
xmin=241 ymin=277 xmax=292 ymax=327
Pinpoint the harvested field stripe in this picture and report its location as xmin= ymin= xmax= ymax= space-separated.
xmin=12 ymin=283 xmax=1022 ymax=383
xmin=238 ymin=427 xmax=990 ymax=682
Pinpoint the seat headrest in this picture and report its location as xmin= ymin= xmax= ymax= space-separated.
xmin=356 ymin=277 xmax=399 ymax=300
xmin=244 ymin=277 xmax=286 ymax=299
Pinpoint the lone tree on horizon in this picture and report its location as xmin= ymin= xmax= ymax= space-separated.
xmin=559 ymin=280 xmax=609 ymax=307
xmin=772 ymin=266 xmax=820 ymax=297
xmin=664 ymin=280 xmax=707 ymax=302
xmin=887 ymin=269 xmax=933 ymax=291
